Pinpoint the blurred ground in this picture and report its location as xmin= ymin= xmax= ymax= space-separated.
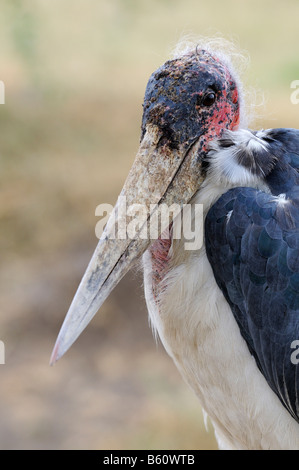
xmin=0 ymin=0 xmax=299 ymax=450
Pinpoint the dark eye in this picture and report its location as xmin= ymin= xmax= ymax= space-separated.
xmin=202 ymin=92 xmax=216 ymax=107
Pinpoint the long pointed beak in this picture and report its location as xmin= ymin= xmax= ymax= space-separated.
xmin=50 ymin=124 xmax=204 ymax=364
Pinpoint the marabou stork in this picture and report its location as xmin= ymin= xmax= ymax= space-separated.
xmin=51 ymin=41 xmax=299 ymax=450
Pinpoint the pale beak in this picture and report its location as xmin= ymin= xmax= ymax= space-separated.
xmin=50 ymin=122 xmax=204 ymax=364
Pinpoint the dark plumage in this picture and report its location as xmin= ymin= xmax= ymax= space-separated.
xmin=205 ymin=129 xmax=299 ymax=421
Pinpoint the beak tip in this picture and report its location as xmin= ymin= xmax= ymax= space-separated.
xmin=49 ymin=340 xmax=61 ymax=366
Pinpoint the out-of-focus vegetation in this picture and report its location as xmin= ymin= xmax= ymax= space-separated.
xmin=0 ymin=0 xmax=298 ymax=449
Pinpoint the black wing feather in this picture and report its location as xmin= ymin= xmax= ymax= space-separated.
xmin=205 ymin=128 xmax=299 ymax=421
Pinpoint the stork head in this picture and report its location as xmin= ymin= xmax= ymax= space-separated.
xmin=141 ymin=49 xmax=240 ymax=149
xmin=51 ymin=47 xmax=242 ymax=363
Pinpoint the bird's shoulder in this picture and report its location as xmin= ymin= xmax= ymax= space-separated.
xmin=205 ymin=128 xmax=299 ymax=422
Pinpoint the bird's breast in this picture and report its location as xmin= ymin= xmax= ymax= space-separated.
xmin=143 ymin=190 xmax=299 ymax=450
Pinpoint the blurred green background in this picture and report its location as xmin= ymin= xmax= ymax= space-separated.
xmin=0 ymin=0 xmax=298 ymax=450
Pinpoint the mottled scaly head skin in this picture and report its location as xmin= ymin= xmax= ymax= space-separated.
xmin=142 ymin=50 xmax=240 ymax=152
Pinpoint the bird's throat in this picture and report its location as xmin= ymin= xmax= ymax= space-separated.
xmin=149 ymin=225 xmax=173 ymax=300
